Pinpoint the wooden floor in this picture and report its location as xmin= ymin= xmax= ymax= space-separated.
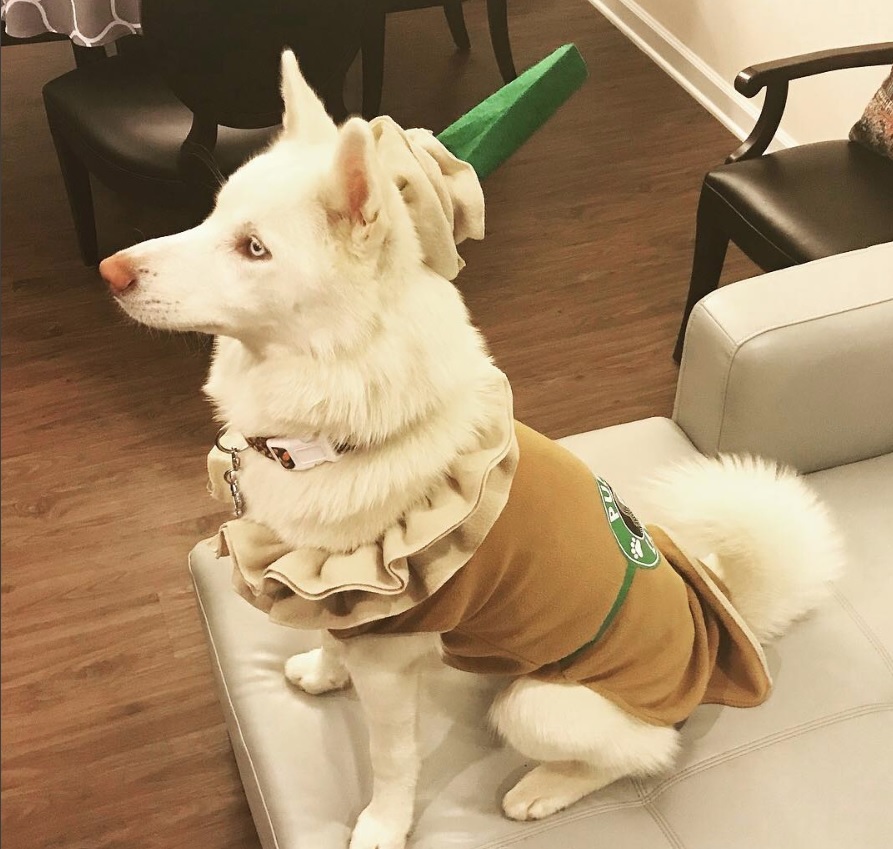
xmin=0 ymin=2 xmax=757 ymax=847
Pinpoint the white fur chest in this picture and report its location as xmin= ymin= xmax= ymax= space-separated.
xmin=210 ymin=441 xmax=432 ymax=553
xmin=204 ymin=336 xmax=511 ymax=554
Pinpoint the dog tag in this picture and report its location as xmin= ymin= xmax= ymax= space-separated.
xmin=265 ymin=436 xmax=340 ymax=471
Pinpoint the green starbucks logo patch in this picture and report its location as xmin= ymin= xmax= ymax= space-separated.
xmin=595 ymin=476 xmax=660 ymax=568
xmin=558 ymin=476 xmax=663 ymax=667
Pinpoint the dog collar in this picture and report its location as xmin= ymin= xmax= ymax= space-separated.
xmin=214 ymin=429 xmax=349 ymax=518
xmin=244 ymin=434 xmax=347 ymax=471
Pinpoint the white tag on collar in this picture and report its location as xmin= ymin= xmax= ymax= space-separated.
xmin=265 ymin=436 xmax=341 ymax=471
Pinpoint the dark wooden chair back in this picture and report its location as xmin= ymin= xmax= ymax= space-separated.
xmin=41 ymin=0 xmax=364 ymax=265
xmin=140 ymin=0 xmax=363 ymax=131
xmin=672 ymin=43 xmax=893 ymax=363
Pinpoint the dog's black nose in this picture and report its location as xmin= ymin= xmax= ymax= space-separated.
xmin=99 ymin=253 xmax=137 ymax=295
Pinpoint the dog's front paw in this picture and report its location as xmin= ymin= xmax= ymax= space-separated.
xmin=348 ymin=808 xmax=409 ymax=849
xmin=284 ymin=649 xmax=351 ymax=695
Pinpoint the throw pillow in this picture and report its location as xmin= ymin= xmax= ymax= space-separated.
xmin=849 ymin=65 xmax=893 ymax=159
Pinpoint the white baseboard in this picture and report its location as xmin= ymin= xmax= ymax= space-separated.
xmin=586 ymin=0 xmax=797 ymax=151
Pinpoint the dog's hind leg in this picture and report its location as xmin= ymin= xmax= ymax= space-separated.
xmin=342 ymin=633 xmax=436 ymax=849
xmin=490 ymin=677 xmax=680 ymax=821
xmin=285 ymin=631 xmax=351 ymax=695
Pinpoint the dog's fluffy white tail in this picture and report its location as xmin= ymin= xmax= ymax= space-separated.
xmin=647 ymin=455 xmax=844 ymax=642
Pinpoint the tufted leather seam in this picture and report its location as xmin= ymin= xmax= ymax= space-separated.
xmin=726 ymin=292 xmax=893 ymax=351
xmin=832 ymin=586 xmax=893 ymax=681
xmin=645 ymin=702 xmax=892 ymax=796
xmin=702 ymin=294 xmax=893 ymax=457
xmin=188 ymin=556 xmax=282 ymax=849
xmin=640 ymin=785 xmax=686 ymax=849
xmin=472 ymin=703 xmax=892 ymax=848
xmin=674 ymin=302 xmax=737 ymax=457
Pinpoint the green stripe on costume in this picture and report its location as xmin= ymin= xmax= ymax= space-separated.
xmin=558 ymin=476 xmax=661 ymax=668
xmin=558 ymin=559 xmax=639 ymax=668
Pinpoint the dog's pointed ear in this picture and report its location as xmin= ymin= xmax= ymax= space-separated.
xmin=280 ymin=50 xmax=337 ymax=143
xmin=326 ymin=118 xmax=385 ymax=233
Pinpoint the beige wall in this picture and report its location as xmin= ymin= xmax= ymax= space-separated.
xmin=588 ymin=0 xmax=893 ymax=146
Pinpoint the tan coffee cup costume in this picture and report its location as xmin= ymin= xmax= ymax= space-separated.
xmin=204 ymin=119 xmax=771 ymax=727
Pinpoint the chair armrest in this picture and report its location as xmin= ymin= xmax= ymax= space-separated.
xmin=728 ymin=42 xmax=893 ymax=163
xmin=673 ymin=243 xmax=893 ymax=473
xmin=736 ymin=42 xmax=893 ymax=97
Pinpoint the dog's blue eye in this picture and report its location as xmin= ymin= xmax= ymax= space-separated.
xmin=246 ymin=236 xmax=269 ymax=259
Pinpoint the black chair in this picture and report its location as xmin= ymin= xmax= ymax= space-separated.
xmin=42 ymin=0 xmax=363 ymax=265
xmin=361 ymin=0 xmax=517 ymax=119
xmin=674 ymin=43 xmax=893 ymax=362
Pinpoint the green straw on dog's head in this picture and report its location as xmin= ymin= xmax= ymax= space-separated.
xmin=436 ymin=44 xmax=588 ymax=180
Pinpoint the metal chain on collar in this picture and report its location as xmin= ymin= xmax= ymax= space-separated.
xmin=215 ymin=427 xmax=246 ymax=518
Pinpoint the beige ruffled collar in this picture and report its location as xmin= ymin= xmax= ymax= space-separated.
xmin=206 ymin=379 xmax=518 ymax=631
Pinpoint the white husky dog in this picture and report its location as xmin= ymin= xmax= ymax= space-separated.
xmin=101 ymin=53 xmax=843 ymax=849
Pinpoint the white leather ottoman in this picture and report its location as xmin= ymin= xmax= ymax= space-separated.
xmin=190 ymin=244 xmax=893 ymax=849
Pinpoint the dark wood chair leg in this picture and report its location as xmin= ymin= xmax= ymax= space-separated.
xmin=442 ymin=1 xmax=471 ymax=51
xmin=486 ymin=0 xmax=517 ymax=81
xmin=673 ymin=190 xmax=730 ymax=363
xmin=361 ymin=5 xmax=387 ymax=119
xmin=71 ymin=43 xmax=109 ymax=69
xmin=45 ymin=116 xmax=100 ymax=266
